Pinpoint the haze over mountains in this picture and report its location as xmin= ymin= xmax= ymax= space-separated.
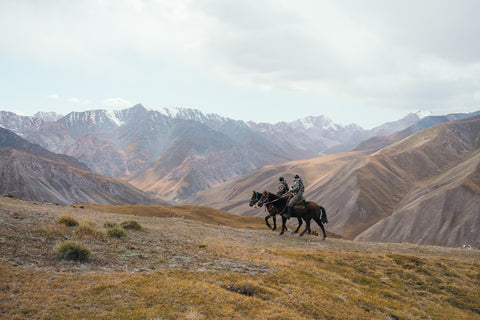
xmin=0 ymin=127 xmax=168 ymax=206
xmin=0 ymin=104 xmax=447 ymax=200
xmin=1 ymin=105 xmax=479 ymax=247
xmin=189 ymin=115 xmax=480 ymax=248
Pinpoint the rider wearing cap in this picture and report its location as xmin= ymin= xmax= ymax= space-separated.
xmin=283 ymin=174 xmax=305 ymax=219
xmin=277 ymin=176 xmax=289 ymax=196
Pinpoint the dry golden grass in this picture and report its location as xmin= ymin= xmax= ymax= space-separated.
xmin=75 ymin=203 xmax=269 ymax=230
xmin=1 ymin=197 xmax=480 ymax=319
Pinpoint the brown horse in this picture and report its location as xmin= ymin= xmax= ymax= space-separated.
xmin=258 ymin=191 xmax=327 ymax=238
xmin=249 ymin=190 xmax=303 ymax=233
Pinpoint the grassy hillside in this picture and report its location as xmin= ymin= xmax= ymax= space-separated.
xmin=1 ymin=197 xmax=479 ymax=319
xmin=75 ymin=203 xmax=269 ymax=230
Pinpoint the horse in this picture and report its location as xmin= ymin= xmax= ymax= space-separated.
xmin=258 ymin=191 xmax=328 ymax=239
xmin=249 ymin=190 xmax=303 ymax=233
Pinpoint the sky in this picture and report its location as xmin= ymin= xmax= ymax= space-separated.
xmin=1 ymin=0 xmax=480 ymax=129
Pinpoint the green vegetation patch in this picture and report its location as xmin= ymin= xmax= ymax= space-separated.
xmin=55 ymin=241 xmax=91 ymax=261
xmin=103 ymin=221 xmax=119 ymax=228
xmin=121 ymin=220 xmax=142 ymax=230
xmin=57 ymin=215 xmax=79 ymax=227
xmin=107 ymin=226 xmax=127 ymax=238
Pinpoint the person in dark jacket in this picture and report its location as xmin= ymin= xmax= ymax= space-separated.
xmin=277 ymin=176 xmax=289 ymax=196
xmin=283 ymin=174 xmax=305 ymax=219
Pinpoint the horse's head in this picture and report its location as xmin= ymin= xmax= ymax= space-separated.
xmin=256 ymin=190 xmax=270 ymax=208
xmin=249 ymin=191 xmax=262 ymax=207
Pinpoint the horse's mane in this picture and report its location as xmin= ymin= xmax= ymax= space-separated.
xmin=263 ymin=190 xmax=277 ymax=198
xmin=263 ymin=190 xmax=287 ymax=208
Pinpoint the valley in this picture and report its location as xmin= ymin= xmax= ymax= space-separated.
xmin=1 ymin=107 xmax=480 ymax=248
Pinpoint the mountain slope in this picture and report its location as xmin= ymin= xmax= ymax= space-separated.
xmin=314 ymin=115 xmax=480 ymax=246
xmin=355 ymin=154 xmax=480 ymax=247
xmin=353 ymin=110 xmax=480 ymax=152
xmin=189 ymin=115 xmax=480 ymax=247
xmin=185 ymin=151 xmax=370 ymax=216
xmin=3 ymin=106 xmax=479 ymax=203
xmin=0 ymin=128 xmax=168 ymax=205
xmin=0 ymin=127 xmax=89 ymax=171
xmin=14 ymin=105 xmax=305 ymax=200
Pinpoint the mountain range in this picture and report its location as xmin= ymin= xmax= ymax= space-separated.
xmin=0 ymin=127 xmax=168 ymax=206
xmin=0 ymin=105 xmax=450 ymax=200
xmin=187 ymin=115 xmax=480 ymax=248
xmin=1 ymin=105 xmax=479 ymax=247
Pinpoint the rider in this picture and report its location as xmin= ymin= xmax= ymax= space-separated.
xmin=283 ymin=174 xmax=305 ymax=219
xmin=277 ymin=176 xmax=289 ymax=196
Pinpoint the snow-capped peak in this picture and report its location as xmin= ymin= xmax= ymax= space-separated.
xmin=415 ymin=110 xmax=432 ymax=119
xmin=33 ymin=111 xmax=64 ymax=122
xmin=105 ymin=110 xmax=124 ymax=126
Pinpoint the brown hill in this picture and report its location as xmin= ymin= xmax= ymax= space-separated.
xmin=0 ymin=127 xmax=169 ymax=205
xmin=0 ymin=127 xmax=88 ymax=171
xmin=188 ymin=116 xmax=480 ymax=248
xmin=185 ymin=151 xmax=369 ymax=217
xmin=0 ymin=148 xmax=168 ymax=205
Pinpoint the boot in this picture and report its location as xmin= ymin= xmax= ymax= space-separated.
xmin=283 ymin=206 xmax=293 ymax=219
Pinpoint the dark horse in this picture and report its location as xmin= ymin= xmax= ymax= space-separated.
xmin=249 ymin=190 xmax=304 ymax=233
xmin=258 ymin=191 xmax=328 ymax=239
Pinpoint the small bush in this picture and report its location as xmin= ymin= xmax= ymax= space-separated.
xmin=107 ymin=226 xmax=127 ymax=238
xmin=55 ymin=241 xmax=91 ymax=261
xmin=76 ymin=222 xmax=103 ymax=238
xmin=57 ymin=215 xmax=79 ymax=227
xmin=104 ymin=221 xmax=119 ymax=228
xmin=121 ymin=220 xmax=142 ymax=230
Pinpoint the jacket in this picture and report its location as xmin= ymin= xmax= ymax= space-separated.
xmin=291 ymin=178 xmax=305 ymax=195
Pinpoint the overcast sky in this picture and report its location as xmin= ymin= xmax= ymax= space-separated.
xmin=1 ymin=0 xmax=479 ymax=129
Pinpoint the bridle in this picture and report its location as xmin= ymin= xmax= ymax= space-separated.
xmin=250 ymin=192 xmax=262 ymax=207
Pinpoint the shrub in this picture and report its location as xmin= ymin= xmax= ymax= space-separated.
xmin=76 ymin=222 xmax=103 ymax=238
xmin=107 ymin=226 xmax=127 ymax=238
xmin=121 ymin=220 xmax=142 ymax=230
xmin=55 ymin=241 xmax=91 ymax=261
xmin=57 ymin=215 xmax=79 ymax=227
xmin=104 ymin=221 xmax=119 ymax=228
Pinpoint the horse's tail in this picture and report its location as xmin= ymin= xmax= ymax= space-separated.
xmin=320 ymin=206 xmax=328 ymax=224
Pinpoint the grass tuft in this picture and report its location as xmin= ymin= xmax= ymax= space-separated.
xmin=57 ymin=215 xmax=79 ymax=227
xmin=107 ymin=226 xmax=127 ymax=238
xmin=55 ymin=240 xmax=91 ymax=261
xmin=121 ymin=220 xmax=142 ymax=230
xmin=76 ymin=221 xmax=104 ymax=239
xmin=103 ymin=221 xmax=119 ymax=228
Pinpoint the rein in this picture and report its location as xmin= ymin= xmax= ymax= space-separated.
xmin=261 ymin=192 xmax=290 ymax=215
xmin=261 ymin=192 xmax=289 ymax=206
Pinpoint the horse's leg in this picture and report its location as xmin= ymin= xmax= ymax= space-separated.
xmin=279 ymin=216 xmax=287 ymax=235
xmin=265 ymin=216 xmax=273 ymax=230
xmin=272 ymin=216 xmax=277 ymax=231
xmin=300 ymin=219 xmax=311 ymax=236
xmin=314 ymin=216 xmax=327 ymax=240
xmin=292 ymin=217 xmax=303 ymax=234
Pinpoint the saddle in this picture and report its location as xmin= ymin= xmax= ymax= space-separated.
xmin=293 ymin=197 xmax=307 ymax=209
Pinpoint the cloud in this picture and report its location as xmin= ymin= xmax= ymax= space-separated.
xmin=47 ymin=94 xmax=59 ymax=100
xmin=103 ymin=98 xmax=132 ymax=108
xmin=67 ymin=97 xmax=80 ymax=104
xmin=1 ymin=0 xmax=479 ymax=118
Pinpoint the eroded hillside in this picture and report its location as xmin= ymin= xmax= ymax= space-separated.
xmin=189 ymin=116 xmax=480 ymax=248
